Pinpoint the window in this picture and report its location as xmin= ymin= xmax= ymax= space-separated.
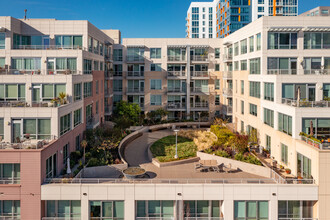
xmin=93 ymin=61 xmax=99 ymax=71
xmin=113 ymin=95 xmax=122 ymax=107
xmin=215 ymin=64 xmax=220 ymax=71
xmin=304 ymin=32 xmax=330 ymax=49
xmin=75 ymin=135 xmax=80 ymax=151
xmin=268 ymin=32 xmax=297 ymax=49
xmin=150 ymin=79 xmax=162 ymax=90
xmin=46 ymin=200 xmax=80 ymax=219
xmin=55 ymin=35 xmax=82 ymax=49
xmin=249 ymin=81 xmax=261 ymax=98
xmin=249 ymin=104 xmax=257 ymax=116
xmin=250 ymin=58 xmax=260 ymax=74
xmin=256 ymin=33 xmax=261 ymax=50
xmin=321 ymin=10 xmax=329 ymax=14
xmin=83 ymin=59 xmax=92 ymax=74
xmin=215 ymin=95 xmax=220 ymax=105
xmin=264 ymin=108 xmax=274 ymax=127
xmin=0 ymin=118 xmax=3 ymax=139
xmin=60 ymin=113 xmax=71 ymax=136
xmin=266 ymin=135 xmax=271 ymax=152
xmin=241 ymin=121 xmax=245 ymax=133
xmin=113 ymin=49 xmax=123 ymax=61
xmin=234 ymin=42 xmax=239 ymax=56
xmin=183 ymin=201 xmax=222 ymax=218
xmin=96 ymin=101 xmax=99 ymax=115
xmin=11 ymin=57 xmax=41 ymax=70
xmin=168 ymin=48 xmax=186 ymax=61
xmin=63 ymin=143 xmax=69 ymax=164
xmin=46 ymin=153 xmax=57 ymax=178
xmin=240 ymin=39 xmax=247 ymax=54
xmin=234 ymin=201 xmax=268 ymax=220
xmin=0 ymin=164 xmax=20 ymax=184
xmin=74 ymin=108 xmax=82 ymax=127
xmin=268 ymin=57 xmax=297 ymax=75
xmin=0 ymin=200 xmax=20 ymax=218
xmin=215 ymin=80 xmax=220 ymax=90
xmin=278 ymin=113 xmax=292 ymax=136
xmin=84 ymin=82 xmax=93 ymax=98
xmin=278 ymin=201 xmax=313 ymax=219
xmin=0 ymin=33 xmax=5 ymax=49
xmin=264 ymin=83 xmax=274 ymax=101
xmin=303 ymin=57 xmax=322 ymax=74
xmin=86 ymin=104 xmax=93 ymax=122
xmin=151 ymin=95 xmax=162 ymax=106
xmin=151 ymin=64 xmax=162 ymax=72
xmin=150 ymin=48 xmax=161 ymax=59
xmin=137 ymin=200 xmax=174 ymax=218
xmin=88 ymin=37 xmax=93 ymax=52
xmin=302 ymin=118 xmax=330 ymax=140
xmin=241 ymin=81 xmax=244 ymax=94
xmin=241 ymin=101 xmax=244 ymax=115
xmin=258 ymin=7 xmax=264 ymax=12
xmin=0 ymin=84 xmax=26 ymax=101
xmin=249 ymin=36 xmax=254 ymax=52
xmin=96 ymin=80 xmax=99 ymax=94
xmin=234 ymin=61 xmax=239 ymax=71
xmin=215 ymin=48 xmax=220 ymax=58
xmin=90 ymin=201 xmax=124 ymax=220
xmin=113 ymin=80 xmax=123 ymax=92
xmin=240 ymin=60 xmax=247 ymax=70
xmin=74 ymin=83 xmax=81 ymax=101
xmin=0 ymin=57 xmax=5 ymax=68
xmin=93 ymin=38 xmax=99 ymax=54
xmin=297 ymin=153 xmax=312 ymax=179
xmin=127 ymin=48 xmax=145 ymax=61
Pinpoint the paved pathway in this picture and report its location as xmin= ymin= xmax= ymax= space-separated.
xmin=124 ymin=129 xmax=174 ymax=166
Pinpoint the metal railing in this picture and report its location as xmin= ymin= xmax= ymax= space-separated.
xmin=223 ymin=54 xmax=233 ymax=61
xmin=281 ymin=98 xmax=330 ymax=108
xmin=222 ymin=106 xmax=233 ymax=114
xmin=191 ymin=55 xmax=208 ymax=62
xmin=300 ymin=135 xmax=330 ymax=150
xmin=167 ymin=88 xmax=186 ymax=93
xmin=278 ymin=218 xmax=318 ymax=220
xmin=42 ymin=218 xmax=81 ymax=220
xmin=0 ymin=178 xmax=20 ymax=184
xmin=222 ymin=88 xmax=233 ymax=96
xmin=13 ymin=45 xmax=86 ymax=50
xmin=127 ymin=71 xmax=144 ymax=77
xmin=167 ymin=103 xmax=186 ymax=109
xmin=191 ymin=102 xmax=209 ymax=108
xmin=0 ymin=69 xmax=80 ymax=75
xmin=127 ymin=88 xmax=144 ymax=93
xmin=44 ymin=177 xmax=316 ymax=184
xmin=223 ymin=71 xmax=232 ymax=79
xmin=126 ymin=55 xmax=145 ymax=62
xmin=191 ymin=71 xmax=209 ymax=77
xmin=167 ymin=71 xmax=186 ymax=77
xmin=113 ymin=56 xmax=123 ymax=62
xmin=0 ymin=216 xmax=21 ymax=220
xmin=304 ymin=69 xmax=330 ymax=75
xmin=270 ymin=169 xmax=287 ymax=184
xmin=190 ymin=87 xmax=209 ymax=93
xmin=267 ymin=69 xmax=297 ymax=75
xmin=86 ymin=115 xmax=100 ymax=129
xmin=0 ymin=101 xmax=69 ymax=108
xmin=0 ymin=135 xmax=57 ymax=150
xmin=167 ymin=56 xmax=186 ymax=62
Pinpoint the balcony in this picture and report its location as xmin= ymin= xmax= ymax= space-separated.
xmin=167 ymin=71 xmax=186 ymax=78
xmin=190 ymin=71 xmax=209 ymax=78
xmin=223 ymin=54 xmax=233 ymax=62
xmin=190 ymin=87 xmax=210 ymax=94
xmin=167 ymin=55 xmax=186 ymax=62
xmin=127 ymin=71 xmax=144 ymax=78
xmin=127 ymin=88 xmax=144 ymax=94
xmin=281 ymin=98 xmax=330 ymax=108
xmin=222 ymin=88 xmax=233 ymax=97
xmin=190 ymin=55 xmax=209 ymax=62
xmin=126 ymin=55 xmax=145 ymax=62
xmin=167 ymin=88 xmax=186 ymax=94
xmin=191 ymin=102 xmax=209 ymax=109
xmin=0 ymin=135 xmax=57 ymax=150
xmin=222 ymin=105 xmax=233 ymax=115
xmin=267 ymin=69 xmax=297 ymax=75
xmin=86 ymin=115 xmax=100 ymax=129
xmin=12 ymin=45 xmax=86 ymax=50
xmin=300 ymin=135 xmax=330 ymax=150
xmin=0 ymin=69 xmax=81 ymax=75
xmin=167 ymin=103 xmax=186 ymax=110
xmin=304 ymin=69 xmax=330 ymax=75
xmin=42 ymin=218 xmax=81 ymax=220
xmin=0 ymin=101 xmax=70 ymax=108
xmin=223 ymin=71 xmax=232 ymax=79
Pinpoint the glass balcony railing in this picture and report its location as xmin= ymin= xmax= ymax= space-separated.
xmin=267 ymin=69 xmax=297 ymax=75
xmin=0 ymin=135 xmax=57 ymax=150
xmin=191 ymin=55 xmax=209 ymax=62
xmin=167 ymin=88 xmax=186 ymax=93
xmin=222 ymin=88 xmax=233 ymax=96
xmin=126 ymin=55 xmax=145 ymax=62
xmin=190 ymin=71 xmax=209 ymax=77
xmin=13 ymin=45 xmax=86 ymax=50
xmin=281 ymin=98 xmax=330 ymax=108
xmin=167 ymin=103 xmax=186 ymax=109
xmin=0 ymin=101 xmax=70 ymax=108
xmin=0 ymin=69 xmax=80 ymax=75
xmin=304 ymin=69 xmax=330 ymax=75
xmin=167 ymin=71 xmax=186 ymax=77
xmin=167 ymin=55 xmax=186 ymax=62
xmin=127 ymin=71 xmax=144 ymax=77
xmin=127 ymin=88 xmax=144 ymax=93
xmin=191 ymin=102 xmax=209 ymax=108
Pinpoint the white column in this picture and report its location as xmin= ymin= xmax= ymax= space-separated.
xmin=186 ymin=46 xmax=191 ymax=119
xmin=223 ymin=199 xmax=234 ymax=220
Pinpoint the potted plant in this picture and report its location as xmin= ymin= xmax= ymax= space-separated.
xmin=279 ymin=165 xmax=284 ymax=170
xmin=58 ymin=92 xmax=67 ymax=105
xmin=51 ymin=97 xmax=59 ymax=106
xmin=285 ymin=168 xmax=291 ymax=174
xmin=25 ymin=133 xmax=30 ymax=140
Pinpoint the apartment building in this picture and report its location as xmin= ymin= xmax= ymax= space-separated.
xmin=300 ymin=6 xmax=330 ymax=17
xmin=186 ymin=0 xmax=298 ymax=38
xmin=0 ymin=16 xmax=110 ymax=219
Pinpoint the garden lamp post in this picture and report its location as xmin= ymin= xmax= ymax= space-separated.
xmin=174 ymin=129 xmax=179 ymax=159
xmin=198 ymin=112 xmax=202 ymax=128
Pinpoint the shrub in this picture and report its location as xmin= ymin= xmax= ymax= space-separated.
xmin=87 ymin=158 xmax=100 ymax=167
xmin=214 ymin=150 xmax=231 ymax=158
xmin=234 ymin=153 xmax=262 ymax=166
xmin=70 ymin=151 xmax=81 ymax=163
xmin=204 ymin=148 xmax=213 ymax=154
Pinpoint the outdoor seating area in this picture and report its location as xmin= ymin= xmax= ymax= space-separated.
xmin=195 ymin=159 xmax=237 ymax=173
xmin=0 ymin=138 xmax=53 ymax=150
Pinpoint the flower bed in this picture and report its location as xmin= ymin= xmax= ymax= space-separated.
xmin=178 ymin=129 xmax=217 ymax=151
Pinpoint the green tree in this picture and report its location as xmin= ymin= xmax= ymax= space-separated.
xmin=113 ymin=101 xmax=141 ymax=126
xmin=146 ymin=108 xmax=168 ymax=124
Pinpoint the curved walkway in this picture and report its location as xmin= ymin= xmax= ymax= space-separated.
xmin=124 ymin=129 xmax=173 ymax=166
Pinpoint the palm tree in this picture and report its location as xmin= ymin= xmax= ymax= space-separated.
xmin=81 ymin=140 xmax=88 ymax=165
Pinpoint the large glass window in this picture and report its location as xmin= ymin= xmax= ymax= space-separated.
xmin=302 ymin=118 xmax=330 ymax=139
xmin=46 ymin=153 xmax=57 ymax=178
xmin=127 ymin=48 xmax=145 ymax=61
xmin=249 ymin=58 xmax=260 ymax=74
xmin=150 ymin=95 xmax=162 ymax=106
xmin=278 ymin=201 xmax=314 ymax=219
xmin=90 ymin=201 xmax=124 ymax=220
xmin=249 ymin=36 xmax=254 ymax=52
xmin=256 ymin=33 xmax=261 ymax=51
xmin=31 ymin=84 xmax=65 ymax=102
xmin=60 ymin=113 xmax=71 ymax=136
xmin=167 ymin=48 xmax=186 ymax=61
xmin=282 ymin=84 xmax=315 ymax=101
xmin=249 ymin=104 xmax=257 ymax=116
xmin=234 ymin=42 xmax=239 ymax=56
xmin=0 ymin=33 xmax=5 ymax=49
xmin=150 ymin=48 xmax=161 ymax=59
xmin=297 ymin=153 xmax=312 ymax=179
xmin=113 ymin=80 xmax=123 ymax=92
xmin=0 ymin=200 xmax=20 ymax=218
xmin=0 ymin=118 xmax=3 ymax=139
xmin=215 ymin=48 xmax=220 ymax=58
xmin=55 ymin=35 xmax=82 ymax=49
xmin=264 ymin=108 xmax=274 ymax=127
xmin=249 ymin=81 xmax=261 ymax=98
xmin=268 ymin=32 xmax=297 ymax=49
xmin=150 ymin=79 xmax=162 ymax=90
xmin=240 ymin=60 xmax=247 ymax=70
xmin=84 ymin=82 xmax=93 ymax=98
xmin=304 ymin=32 xmax=330 ymax=49
xmin=137 ymin=200 xmax=174 ymax=218
xmin=113 ymin=49 xmax=123 ymax=61
xmin=74 ymin=108 xmax=82 ymax=127
xmin=11 ymin=58 xmax=41 ymax=71
xmin=281 ymin=143 xmax=288 ymax=164
xmin=49 ymin=58 xmax=77 ymax=74
xmin=264 ymin=83 xmax=274 ymax=101
xmin=278 ymin=113 xmax=292 ymax=136
xmin=183 ymin=201 xmax=222 ymax=218
xmin=46 ymin=200 xmax=80 ymax=219
xmin=234 ymin=201 xmax=268 ymax=220
xmin=22 ymin=118 xmax=51 ymax=140
xmin=267 ymin=57 xmax=297 ymax=75
xmin=240 ymin=39 xmax=247 ymax=54
xmin=0 ymin=164 xmax=20 ymax=184
xmin=303 ymin=57 xmax=322 ymax=74
xmin=0 ymin=84 xmax=25 ymax=101
xmin=74 ymin=83 xmax=81 ymax=101
xmin=84 ymin=59 xmax=92 ymax=74
xmin=151 ymin=64 xmax=162 ymax=72
xmin=0 ymin=57 xmax=5 ymax=68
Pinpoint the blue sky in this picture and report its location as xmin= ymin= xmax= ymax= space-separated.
xmin=1 ymin=0 xmax=328 ymax=38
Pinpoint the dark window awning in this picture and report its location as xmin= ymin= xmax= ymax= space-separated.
xmin=303 ymin=27 xmax=330 ymax=32
xmin=268 ymin=27 xmax=303 ymax=32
